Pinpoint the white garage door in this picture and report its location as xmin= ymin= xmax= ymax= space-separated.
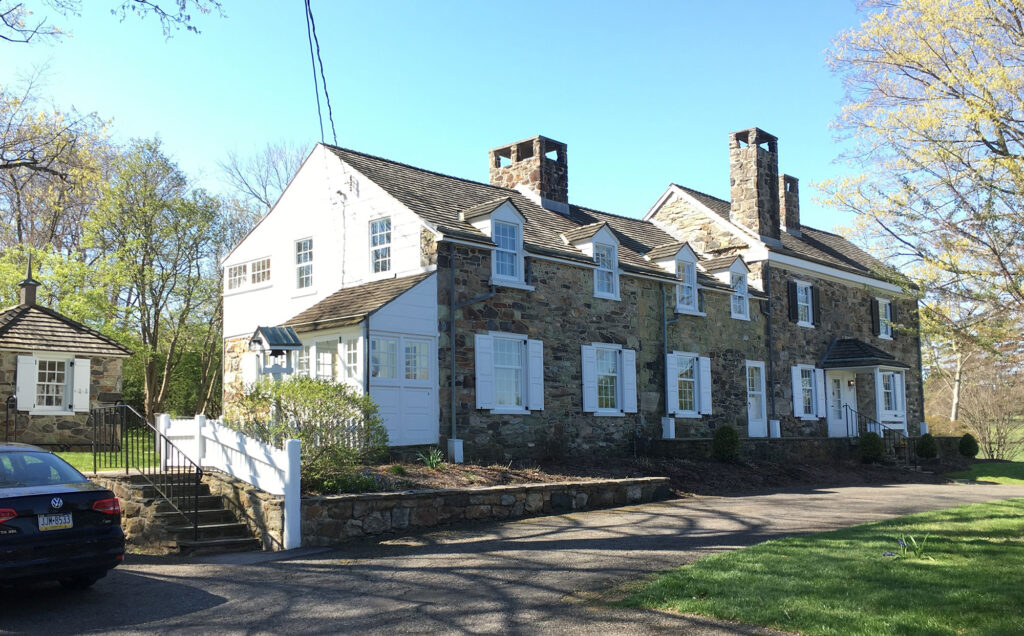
xmin=368 ymin=334 xmax=438 ymax=447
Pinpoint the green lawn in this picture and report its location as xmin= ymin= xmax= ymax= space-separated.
xmin=946 ymin=462 xmax=1024 ymax=485
xmin=619 ymin=499 xmax=1024 ymax=635
xmin=57 ymin=432 xmax=161 ymax=474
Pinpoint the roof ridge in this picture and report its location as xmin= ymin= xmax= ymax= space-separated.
xmin=673 ymin=183 xmax=729 ymax=205
xmin=572 ymin=203 xmax=650 ymax=224
xmin=326 ymin=144 xmax=517 ymax=197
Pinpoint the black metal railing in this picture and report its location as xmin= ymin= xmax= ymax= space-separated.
xmin=843 ymin=404 xmax=917 ymax=468
xmin=91 ymin=404 xmax=202 ymax=540
xmin=4 ymin=395 xmax=16 ymax=443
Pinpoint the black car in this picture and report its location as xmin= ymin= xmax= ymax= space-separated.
xmin=0 ymin=443 xmax=125 ymax=589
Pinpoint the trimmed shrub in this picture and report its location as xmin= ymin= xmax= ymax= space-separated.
xmin=712 ymin=425 xmax=740 ymax=462
xmin=959 ymin=433 xmax=979 ymax=458
xmin=859 ymin=432 xmax=885 ymax=463
xmin=916 ymin=433 xmax=938 ymax=459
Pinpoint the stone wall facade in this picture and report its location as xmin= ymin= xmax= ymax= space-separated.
xmin=204 ymin=470 xmax=285 ymax=551
xmin=0 ymin=351 xmax=123 ymax=449
xmin=649 ymin=197 xmax=746 ymax=254
xmin=653 ymin=436 xmax=856 ymax=463
xmin=301 ymin=477 xmax=669 ymax=546
xmin=766 ymin=263 xmax=924 ymax=436
xmin=488 ymin=136 xmax=569 ymax=204
xmin=728 ymin=129 xmax=780 ymax=240
xmin=221 ymin=336 xmax=250 ymax=421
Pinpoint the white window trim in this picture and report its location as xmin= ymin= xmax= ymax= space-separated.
xmin=295 ymin=237 xmax=314 ymax=292
xmin=592 ymin=342 xmax=623 ymax=416
xmin=675 ymin=259 xmax=700 ymax=314
xmin=475 ymin=331 xmax=543 ymax=414
xmin=18 ymin=353 xmax=89 ymax=415
xmin=593 ymin=243 xmax=620 ymax=301
xmin=250 ymin=256 xmax=272 ymax=288
xmin=874 ymin=367 xmax=907 ymax=427
xmin=795 ymin=280 xmax=814 ymax=328
xmin=369 ymin=217 xmax=392 ymax=277
xmin=369 ymin=336 xmax=400 ymax=384
xmin=226 ymin=263 xmax=247 ymax=291
xmin=877 ymin=298 xmax=893 ymax=340
xmin=491 ymin=220 xmax=525 ymax=285
xmin=745 ymin=360 xmax=768 ymax=437
xmin=669 ymin=351 xmax=706 ymax=418
xmin=792 ymin=364 xmax=825 ymax=421
xmin=730 ymin=272 xmax=750 ymax=320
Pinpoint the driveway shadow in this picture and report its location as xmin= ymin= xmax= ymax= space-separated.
xmin=0 ymin=570 xmax=226 ymax=634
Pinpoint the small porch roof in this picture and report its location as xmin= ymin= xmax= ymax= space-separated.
xmin=819 ymin=338 xmax=910 ymax=370
xmin=250 ymin=326 xmax=303 ymax=354
xmin=282 ymin=272 xmax=434 ymax=334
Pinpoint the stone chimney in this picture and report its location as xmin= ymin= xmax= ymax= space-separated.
xmin=779 ymin=174 xmax=801 ymax=236
xmin=18 ymin=255 xmax=39 ymax=306
xmin=489 ymin=136 xmax=568 ymax=214
xmin=729 ymin=128 xmax=780 ymax=241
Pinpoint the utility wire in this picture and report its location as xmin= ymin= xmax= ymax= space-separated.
xmin=305 ymin=0 xmax=337 ymax=146
xmin=304 ymin=0 xmax=324 ymax=143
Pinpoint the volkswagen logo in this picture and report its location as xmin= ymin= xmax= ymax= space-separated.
xmin=50 ymin=497 xmax=63 ymax=510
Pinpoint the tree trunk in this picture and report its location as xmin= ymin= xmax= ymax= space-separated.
xmin=949 ymin=353 xmax=964 ymax=423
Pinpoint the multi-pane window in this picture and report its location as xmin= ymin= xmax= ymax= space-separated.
xmin=36 ymin=360 xmax=67 ymax=408
xmin=227 ymin=264 xmax=247 ymax=290
xmin=295 ymin=346 xmax=311 ymax=377
xmin=677 ymin=355 xmax=697 ymax=414
xmin=800 ymin=367 xmax=815 ymax=416
xmin=295 ymin=238 xmax=313 ymax=289
xmin=316 ymin=340 xmax=337 ymax=381
xmin=251 ymin=258 xmax=271 ymax=284
xmin=676 ymin=260 xmax=697 ymax=312
xmin=748 ymin=364 xmax=765 ymax=418
xmin=343 ymin=338 xmax=359 ymax=379
xmin=493 ymin=337 xmax=524 ymax=408
xmin=596 ymin=347 xmax=619 ymax=410
xmin=493 ymin=221 xmax=519 ymax=280
xmin=881 ymin=371 xmax=901 ymax=412
xmin=370 ymin=337 xmax=397 ymax=379
xmin=879 ymin=299 xmax=893 ymax=338
xmin=404 ymin=340 xmax=430 ymax=381
xmin=594 ymin=244 xmax=617 ymax=297
xmin=796 ymin=281 xmax=813 ymax=325
xmin=370 ymin=218 xmax=391 ymax=274
xmin=730 ymin=272 xmax=749 ymax=319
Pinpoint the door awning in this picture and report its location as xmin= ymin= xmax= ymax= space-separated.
xmin=250 ymin=326 xmax=303 ymax=355
xmin=819 ymin=338 xmax=910 ymax=370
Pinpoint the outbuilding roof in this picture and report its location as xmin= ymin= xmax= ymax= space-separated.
xmin=0 ymin=304 xmax=132 ymax=358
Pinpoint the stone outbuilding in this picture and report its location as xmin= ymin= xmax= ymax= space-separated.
xmin=0 ymin=265 xmax=132 ymax=449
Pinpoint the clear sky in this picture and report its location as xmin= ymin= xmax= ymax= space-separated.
xmin=2 ymin=0 xmax=865 ymax=231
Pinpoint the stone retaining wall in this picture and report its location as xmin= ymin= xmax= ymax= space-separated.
xmin=203 ymin=470 xmax=285 ymax=551
xmin=653 ymin=436 xmax=857 ymax=463
xmin=301 ymin=477 xmax=671 ymax=547
xmin=91 ymin=474 xmax=177 ymax=554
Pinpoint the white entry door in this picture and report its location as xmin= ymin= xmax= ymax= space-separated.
xmin=368 ymin=334 xmax=439 ymax=447
xmin=746 ymin=361 xmax=767 ymax=437
xmin=826 ymin=371 xmax=858 ymax=437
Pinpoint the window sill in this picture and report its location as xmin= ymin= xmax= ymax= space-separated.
xmin=490 ymin=278 xmax=535 ymax=292
xmin=796 ymin=321 xmax=814 ymax=329
xmin=731 ymin=313 xmax=750 ymax=321
xmin=594 ymin=292 xmax=621 ymax=301
xmin=675 ymin=307 xmax=705 ymax=317
xmin=292 ymin=288 xmax=318 ymax=299
xmin=593 ymin=409 xmax=625 ymax=417
xmin=673 ymin=411 xmax=701 ymax=419
xmin=491 ymin=407 xmax=530 ymax=415
xmin=878 ymin=334 xmax=893 ymax=341
xmin=29 ymin=407 xmax=74 ymax=416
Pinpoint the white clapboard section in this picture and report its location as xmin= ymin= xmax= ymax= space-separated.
xmin=160 ymin=415 xmax=301 ymax=550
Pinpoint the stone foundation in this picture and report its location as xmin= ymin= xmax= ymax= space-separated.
xmin=91 ymin=474 xmax=178 ymax=554
xmin=653 ymin=436 xmax=857 ymax=463
xmin=301 ymin=477 xmax=670 ymax=547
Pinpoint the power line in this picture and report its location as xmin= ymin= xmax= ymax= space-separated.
xmin=305 ymin=0 xmax=337 ymax=146
xmin=303 ymin=0 xmax=323 ymax=144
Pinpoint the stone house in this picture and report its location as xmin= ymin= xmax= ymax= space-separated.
xmin=1 ymin=268 xmax=132 ymax=449
xmin=221 ymin=127 xmax=922 ymax=462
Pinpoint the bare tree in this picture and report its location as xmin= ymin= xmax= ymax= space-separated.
xmin=0 ymin=0 xmax=222 ymax=43
xmin=959 ymin=354 xmax=1024 ymax=460
xmin=219 ymin=141 xmax=308 ymax=213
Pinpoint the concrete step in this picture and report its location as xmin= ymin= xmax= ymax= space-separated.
xmin=166 ymin=521 xmax=252 ymax=540
xmin=153 ymin=508 xmax=237 ymax=525
xmin=176 ymin=536 xmax=263 ymax=556
xmin=153 ymin=494 xmax=226 ymax=512
xmin=137 ymin=483 xmax=212 ymax=500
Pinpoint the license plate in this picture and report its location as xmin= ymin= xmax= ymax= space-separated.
xmin=39 ymin=513 xmax=73 ymax=531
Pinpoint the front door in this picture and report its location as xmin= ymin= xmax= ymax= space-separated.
xmin=826 ymin=371 xmax=858 ymax=437
xmin=746 ymin=361 xmax=767 ymax=437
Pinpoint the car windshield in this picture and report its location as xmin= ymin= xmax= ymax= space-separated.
xmin=0 ymin=451 xmax=88 ymax=487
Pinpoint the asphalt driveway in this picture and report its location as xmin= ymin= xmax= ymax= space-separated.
xmin=2 ymin=482 xmax=1023 ymax=635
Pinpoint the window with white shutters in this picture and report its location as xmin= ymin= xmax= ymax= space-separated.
xmin=791 ymin=364 xmax=826 ymax=420
xmin=582 ymin=344 xmax=637 ymax=415
xmin=15 ymin=355 xmax=90 ymax=414
xmin=474 ymin=333 xmax=544 ymax=413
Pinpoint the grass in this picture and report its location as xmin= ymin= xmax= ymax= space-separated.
xmin=619 ymin=499 xmax=1024 ymax=635
xmin=56 ymin=431 xmax=161 ymax=473
xmin=946 ymin=462 xmax=1024 ymax=485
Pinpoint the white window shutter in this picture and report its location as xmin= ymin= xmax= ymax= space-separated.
xmin=72 ymin=358 xmax=91 ymax=412
xmin=527 ymin=338 xmax=544 ymax=411
xmin=896 ymin=372 xmax=906 ymax=418
xmin=621 ymin=349 xmax=637 ymax=413
xmin=665 ymin=353 xmax=678 ymax=416
xmin=15 ymin=355 xmax=36 ymax=411
xmin=241 ymin=352 xmax=260 ymax=386
xmin=474 ymin=334 xmax=494 ymax=410
xmin=581 ymin=345 xmax=597 ymax=413
xmin=814 ymin=368 xmax=827 ymax=419
xmin=698 ymin=356 xmax=713 ymax=415
xmin=791 ymin=366 xmax=804 ymax=418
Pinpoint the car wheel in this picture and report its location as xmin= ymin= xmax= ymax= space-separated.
xmin=59 ymin=575 xmax=100 ymax=590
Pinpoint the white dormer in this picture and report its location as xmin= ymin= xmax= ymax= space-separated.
xmin=462 ymin=198 xmax=532 ymax=291
xmin=649 ymin=243 xmax=700 ymax=315
xmin=723 ymin=259 xmax=751 ymax=320
xmin=563 ymin=223 xmax=621 ymax=301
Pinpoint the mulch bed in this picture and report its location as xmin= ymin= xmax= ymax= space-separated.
xmin=351 ymin=455 xmax=967 ymax=498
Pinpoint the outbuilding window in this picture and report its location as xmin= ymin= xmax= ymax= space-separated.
xmin=16 ymin=355 xmax=90 ymax=414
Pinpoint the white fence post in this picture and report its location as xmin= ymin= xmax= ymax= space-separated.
xmin=195 ymin=414 xmax=207 ymax=465
xmin=283 ymin=438 xmax=301 ymax=550
xmin=158 ymin=414 xmax=171 ymax=472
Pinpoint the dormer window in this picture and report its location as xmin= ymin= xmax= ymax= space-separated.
xmin=676 ymin=259 xmax=697 ymax=312
xmin=370 ymin=217 xmax=391 ymax=274
xmin=594 ymin=243 xmax=618 ymax=299
xmin=730 ymin=272 xmax=749 ymax=320
xmin=493 ymin=220 xmax=520 ymax=281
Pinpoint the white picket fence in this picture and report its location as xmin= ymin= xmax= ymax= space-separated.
xmin=158 ymin=414 xmax=301 ymax=550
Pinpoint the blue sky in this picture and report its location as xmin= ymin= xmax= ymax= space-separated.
xmin=3 ymin=1 xmax=864 ymax=231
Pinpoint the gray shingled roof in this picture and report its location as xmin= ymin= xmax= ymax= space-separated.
xmin=562 ymin=222 xmax=608 ymax=244
xmin=674 ymin=184 xmax=731 ymax=219
xmin=284 ymin=272 xmax=434 ymax=333
xmin=0 ymin=304 xmax=132 ymax=357
xmin=820 ymin=338 xmax=909 ymax=369
xmin=460 ymin=197 xmax=516 ymax=222
xmin=699 ymin=255 xmax=740 ymax=272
